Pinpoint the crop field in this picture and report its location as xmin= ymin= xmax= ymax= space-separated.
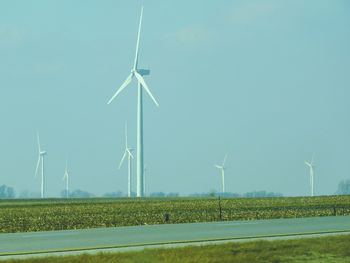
xmin=0 ymin=195 xmax=349 ymax=233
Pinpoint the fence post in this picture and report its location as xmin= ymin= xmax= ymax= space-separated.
xmin=164 ymin=213 xmax=170 ymax=223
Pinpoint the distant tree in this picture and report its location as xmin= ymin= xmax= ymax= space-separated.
xmin=167 ymin=192 xmax=179 ymax=197
xmin=189 ymin=192 xmax=239 ymax=197
xmin=150 ymin=192 xmax=165 ymax=197
xmin=0 ymin=185 xmax=15 ymax=198
xmin=103 ymin=191 xmax=124 ymax=197
xmin=60 ymin=190 xmax=69 ymax=198
xmin=337 ymin=180 xmax=350 ymax=195
xmin=209 ymin=189 xmax=217 ymax=197
xmin=188 ymin=191 xmax=282 ymax=198
xmin=19 ymin=190 xmax=40 ymax=199
xmin=243 ymin=191 xmax=283 ymax=198
xmin=67 ymin=189 xmax=94 ymax=198
xmin=220 ymin=192 xmax=240 ymax=197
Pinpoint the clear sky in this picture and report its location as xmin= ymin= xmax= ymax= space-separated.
xmin=0 ymin=0 xmax=349 ymax=197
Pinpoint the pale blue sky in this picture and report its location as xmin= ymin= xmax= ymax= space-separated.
xmin=0 ymin=0 xmax=349 ymax=197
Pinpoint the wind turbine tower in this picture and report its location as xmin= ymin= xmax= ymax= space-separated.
xmin=118 ymin=124 xmax=134 ymax=197
xmin=143 ymin=164 xmax=147 ymax=196
xmin=305 ymin=154 xmax=315 ymax=197
xmin=63 ymin=161 xmax=69 ymax=198
xmin=108 ymin=7 xmax=159 ymax=197
xmin=215 ymin=154 xmax=228 ymax=193
xmin=35 ymin=133 xmax=47 ymax=198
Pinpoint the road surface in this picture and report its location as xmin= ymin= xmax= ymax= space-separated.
xmin=0 ymin=216 xmax=349 ymax=257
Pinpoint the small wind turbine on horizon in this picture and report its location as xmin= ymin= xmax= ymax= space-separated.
xmin=305 ymin=154 xmax=315 ymax=197
xmin=215 ymin=154 xmax=228 ymax=193
xmin=108 ymin=6 xmax=159 ymax=197
xmin=118 ymin=124 xmax=134 ymax=197
xmin=35 ymin=133 xmax=46 ymax=199
xmin=63 ymin=161 xmax=69 ymax=198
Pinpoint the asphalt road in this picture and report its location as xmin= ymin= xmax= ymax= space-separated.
xmin=0 ymin=216 xmax=349 ymax=257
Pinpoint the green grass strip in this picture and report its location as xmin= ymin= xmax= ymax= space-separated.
xmin=1 ymin=228 xmax=349 ymax=257
xmin=2 ymin=233 xmax=350 ymax=263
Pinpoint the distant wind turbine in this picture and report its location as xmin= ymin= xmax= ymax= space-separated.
xmin=108 ymin=7 xmax=159 ymax=197
xmin=215 ymin=154 xmax=228 ymax=193
xmin=63 ymin=161 xmax=69 ymax=198
xmin=35 ymin=133 xmax=46 ymax=199
xmin=305 ymin=154 xmax=315 ymax=197
xmin=118 ymin=124 xmax=134 ymax=197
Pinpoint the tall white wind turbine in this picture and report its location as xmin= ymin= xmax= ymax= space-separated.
xmin=35 ymin=133 xmax=47 ymax=199
xmin=215 ymin=154 xmax=228 ymax=193
xmin=108 ymin=7 xmax=159 ymax=197
xmin=118 ymin=124 xmax=134 ymax=197
xmin=305 ymin=154 xmax=315 ymax=197
xmin=63 ymin=161 xmax=69 ymax=198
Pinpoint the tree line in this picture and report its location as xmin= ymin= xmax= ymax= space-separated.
xmin=1 ymin=180 xmax=350 ymax=199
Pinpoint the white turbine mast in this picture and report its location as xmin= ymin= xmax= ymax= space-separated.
xmin=143 ymin=164 xmax=147 ymax=196
xmin=305 ymin=153 xmax=315 ymax=197
xmin=35 ymin=133 xmax=46 ymax=199
xmin=63 ymin=160 xmax=69 ymax=198
xmin=108 ymin=6 xmax=159 ymax=197
xmin=215 ymin=154 xmax=227 ymax=193
xmin=118 ymin=123 xmax=134 ymax=197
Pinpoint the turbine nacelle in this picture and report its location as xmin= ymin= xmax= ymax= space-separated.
xmin=131 ymin=69 xmax=149 ymax=76
xmin=138 ymin=69 xmax=150 ymax=76
xmin=40 ymin=151 xmax=47 ymax=156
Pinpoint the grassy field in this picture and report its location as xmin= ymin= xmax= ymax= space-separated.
xmin=0 ymin=195 xmax=349 ymax=233
xmin=2 ymin=234 xmax=350 ymax=263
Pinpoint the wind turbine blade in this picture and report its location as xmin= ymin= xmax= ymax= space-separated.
xmin=222 ymin=154 xmax=228 ymax=166
xmin=133 ymin=6 xmax=143 ymax=70
xmin=118 ymin=151 xmax=127 ymax=169
xmin=134 ymin=71 xmax=159 ymax=107
xmin=37 ymin=133 xmax=41 ymax=152
xmin=107 ymin=73 xmax=133 ymax=104
xmin=214 ymin=165 xmax=222 ymax=169
xmin=305 ymin=161 xmax=311 ymax=167
xmin=35 ymin=156 xmax=41 ymax=177
xmin=311 ymin=153 xmax=315 ymax=165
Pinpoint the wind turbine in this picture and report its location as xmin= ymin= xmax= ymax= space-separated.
xmin=63 ymin=161 xmax=69 ymax=198
xmin=118 ymin=124 xmax=134 ymax=197
xmin=305 ymin=154 xmax=315 ymax=197
xmin=215 ymin=154 xmax=228 ymax=193
xmin=108 ymin=7 xmax=159 ymax=197
xmin=35 ymin=133 xmax=46 ymax=199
